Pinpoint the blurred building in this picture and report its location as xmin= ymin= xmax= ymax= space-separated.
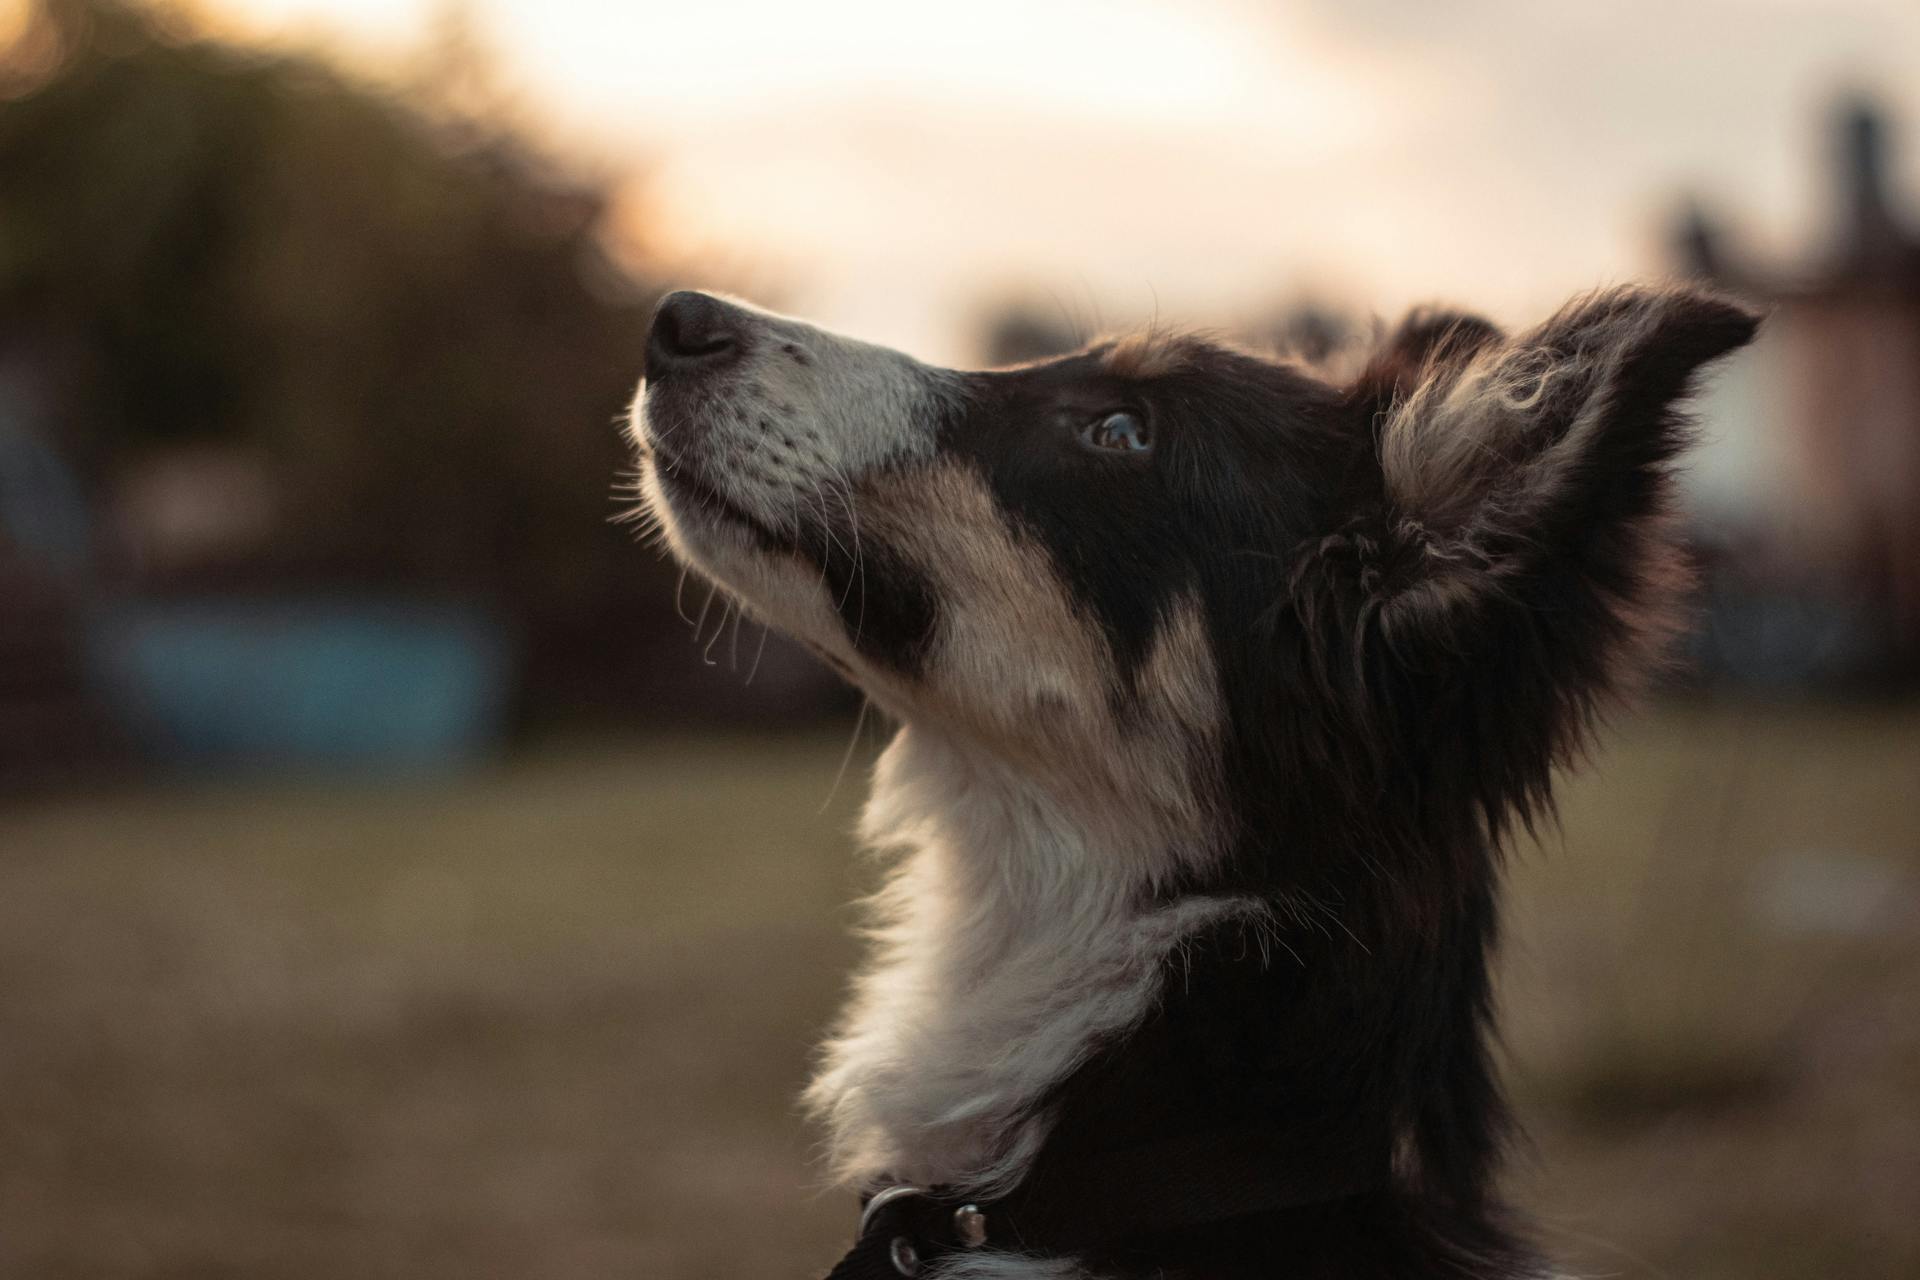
xmin=1678 ymin=98 xmax=1920 ymax=686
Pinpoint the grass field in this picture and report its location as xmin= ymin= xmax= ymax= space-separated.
xmin=2 ymin=704 xmax=1916 ymax=1279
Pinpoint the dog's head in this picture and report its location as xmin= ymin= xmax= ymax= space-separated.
xmin=631 ymin=287 xmax=1756 ymax=870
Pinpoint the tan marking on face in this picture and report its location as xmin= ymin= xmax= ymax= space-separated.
xmin=854 ymin=461 xmax=1229 ymax=869
xmin=1136 ymin=593 xmax=1225 ymax=748
xmin=858 ymin=461 xmax=1108 ymax=747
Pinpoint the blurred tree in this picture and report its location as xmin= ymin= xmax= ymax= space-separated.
xmin=0 ymin=0 xmax=734 ymax=722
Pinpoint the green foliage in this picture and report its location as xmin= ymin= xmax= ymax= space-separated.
xmin=0 ymin=0 xmax=660 ymax=610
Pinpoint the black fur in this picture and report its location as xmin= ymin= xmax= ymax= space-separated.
xmin=901 ymin=290 xmax=1755 ymax=1277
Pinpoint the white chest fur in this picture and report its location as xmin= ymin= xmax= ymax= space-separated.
xmin=803 ymin=726 xmax=1256 ymax=1194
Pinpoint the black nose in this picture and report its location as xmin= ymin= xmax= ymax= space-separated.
xmin=646 ymin=290 xmax=741 ymax=378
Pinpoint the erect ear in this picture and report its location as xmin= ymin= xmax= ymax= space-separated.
xmin=1365 ymin=285 xmax=1757 ymax=626
xmin=1353 ymin=286 xmax=1758 ymax=783
xmin=1377 ymin=286 xmax=1754 ymax=534
xmin=1353 ymin=307 xmax=1506 ymax=409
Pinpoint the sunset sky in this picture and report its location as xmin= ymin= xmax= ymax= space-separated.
xmin=166 ymin=0 xmax=1920 ymax=360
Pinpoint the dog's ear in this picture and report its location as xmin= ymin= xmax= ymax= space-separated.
xmin=1350 ymin=286 xmax=1758 ymax=803
xmin=1353 ymin=307 xmax=1506 ymax=409
xmin=1372 ymin=287 xmax=1755 ymax=552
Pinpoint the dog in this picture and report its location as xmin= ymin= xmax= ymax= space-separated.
xmin=627 ymin=285 xmax=1757 ymax=1279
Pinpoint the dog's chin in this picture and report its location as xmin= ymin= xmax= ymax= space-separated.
xmin=639 ymin=460 xmax=752 ymax=576
xmin=648 ymin=453 xmax=783 ymax=545
xmin=642 ymin=460 xmax=862 ymax=667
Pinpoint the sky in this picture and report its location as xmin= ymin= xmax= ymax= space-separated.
xmin=182 ymin=0 xmax=1920 ymax=362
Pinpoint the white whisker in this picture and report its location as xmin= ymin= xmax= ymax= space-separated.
xmin=744 ymin=622 xmax=772 ymax=686
xmin=821 ymin=696 xmax=871 ymax=815
xmin=691 ymin=580 xmax=719 ymax=638
xmin=702 ymin=598 xmax=733 ymax=665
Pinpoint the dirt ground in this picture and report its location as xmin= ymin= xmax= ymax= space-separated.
xmin=2 ymin=704 xmax=1916 ymax=1279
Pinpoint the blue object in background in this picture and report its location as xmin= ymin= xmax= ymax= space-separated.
xmin=0 ymin=386 xmax=93 ymax=582
xmin=87 ymin=599 xmax=515 ymax=771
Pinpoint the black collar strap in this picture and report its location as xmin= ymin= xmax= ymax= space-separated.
xmin=822 ymin=915 xmax=1397 ymax=1276
xmin=825 ymin=1186 xmax=983 ymax=1280
xmin=825 ymin=1125 xmax=1383 ymax=1278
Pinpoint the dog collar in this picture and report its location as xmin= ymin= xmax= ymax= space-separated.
xmin=824 ymin=916 xmax=1396 ymax=1276
xmin=825 ymin=1125 xmax=1384 ymax=1278
xmin=825 ymin=1186 xmax=982 ymax=1279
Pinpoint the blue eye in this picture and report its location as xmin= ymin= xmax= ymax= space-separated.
xmin=1081 ymin=411 xmax=1152 ymax=455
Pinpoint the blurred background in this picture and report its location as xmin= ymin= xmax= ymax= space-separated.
xmin=1 ymin=0 xmax=1917 ymax=1275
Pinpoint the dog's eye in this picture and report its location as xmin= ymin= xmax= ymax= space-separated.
xmin=1081 ymin=411 xmax=1152 ymax=455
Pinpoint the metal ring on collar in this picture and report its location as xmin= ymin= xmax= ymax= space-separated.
xmin=858 ymin=1185 xmax=929 ymax=1239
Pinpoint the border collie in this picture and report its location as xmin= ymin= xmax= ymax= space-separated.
xmin=627 ymin=285 xmax=1757 ymax=1279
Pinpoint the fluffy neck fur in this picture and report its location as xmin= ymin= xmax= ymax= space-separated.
xmin=804 ymin=722 xmax=1257 ymax=1195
